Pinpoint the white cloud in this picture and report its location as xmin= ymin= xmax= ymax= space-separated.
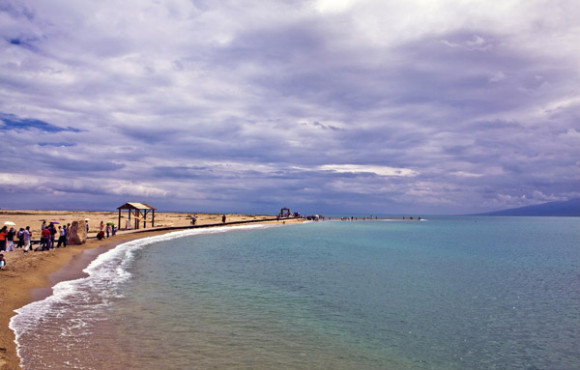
xmin=315 ymin=0 xmax=359 ymax=14
xmin=104 ymin=181 xmax=170 ymax=198
xmin=318 ymin=164 xmax=419 ymax=177
xmin=450 ymin=171 xmax=483 ymax=178
xmin=489 ymin=71 xmax=506 ymax=83
xmin=0 ymin=173 xmax=40 ymax=187
xmin=559 ymin=128 xmax=580 ymax=141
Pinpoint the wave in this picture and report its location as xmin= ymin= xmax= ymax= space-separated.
xmin=9 ymin=223 xmax=275 ymax=369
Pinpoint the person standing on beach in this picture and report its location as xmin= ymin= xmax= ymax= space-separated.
xmin=64 ymin=225 xmax=69 ymax=245
xmin=48 ymin=223 xmax=57 ymax=249
xmin=57 ymin=226 xmax=67 ymax=248
xmin=0 ymin=253 xmax=6 ymax=270
xmin=7 ymin=227 xmax=15 ymax=251
xmin=222 ymin=214 xmax=226 ymax=223
xmin=40 ymin=227 xmax=51 ymax=251
xmin=0 ymin=226 xmax=7 ymax=251
xmin=23 ymin=226 xmax=31 ymax=253
xmin=17 ymin=228 xmax=25 ymax=249
xmin=106 ymin=224 xmax=111 ymax=238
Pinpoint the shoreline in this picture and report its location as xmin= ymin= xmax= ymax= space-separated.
xmin=0 ymin=211 xmax=301 ymax=370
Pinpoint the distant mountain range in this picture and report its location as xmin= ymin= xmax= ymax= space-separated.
xmin=479 ymin=198 xmax=580 ymax=217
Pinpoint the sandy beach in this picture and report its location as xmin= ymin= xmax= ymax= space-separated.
xmin=0 ymin=210 xmax=298 ymax=370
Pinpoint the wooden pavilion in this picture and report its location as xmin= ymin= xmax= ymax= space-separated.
xmin=117 ymin=202 xmax=156 ymax=230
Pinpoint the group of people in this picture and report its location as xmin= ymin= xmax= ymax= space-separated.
xmin=38 ymin=221 xmax=69 ymax=250
xmin=0 ymin=219 xmax=121 ymax=272
xmin=96 ymin=220 xmax=116 ymax=240
xmin=0 ymin=224 xmax=33 ymax=270
xmin=0 ymin=225 xmax=33 ymax=253
xmin=0 ymin=221 xmax=71 ymax=255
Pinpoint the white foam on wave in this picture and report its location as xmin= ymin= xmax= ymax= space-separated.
xmin=9 ymin=223 xmax=277 ymax=368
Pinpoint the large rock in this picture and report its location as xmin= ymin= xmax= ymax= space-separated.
xmin=68 ymin=220 xmax=87 ymax=245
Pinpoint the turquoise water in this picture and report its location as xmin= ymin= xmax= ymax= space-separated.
xmin=11 ymin=217 xmax=580 ymax=369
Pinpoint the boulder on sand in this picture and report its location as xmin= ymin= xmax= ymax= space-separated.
xmin=67 ymin=220 xmax=87 ymax=245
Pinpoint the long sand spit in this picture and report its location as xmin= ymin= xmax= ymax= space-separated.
xmin=0 ymin=210 xmax=302 ymax=370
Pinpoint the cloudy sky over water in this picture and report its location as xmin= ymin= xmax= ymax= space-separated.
xmin=1 ymin=0 xmax=579 ymax=215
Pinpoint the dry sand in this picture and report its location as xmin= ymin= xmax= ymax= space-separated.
xmin=0 ymin=210 xmax=300 ymax=370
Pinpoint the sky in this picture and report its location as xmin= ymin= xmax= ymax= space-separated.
xmin=1 ymin=0 xmax=579 ymax=216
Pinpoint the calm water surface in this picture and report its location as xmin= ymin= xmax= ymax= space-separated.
xmin=11 ymin=217 xmax=580 ymax=369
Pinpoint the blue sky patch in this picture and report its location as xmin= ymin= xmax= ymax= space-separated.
xmin=0 ymin=113 xmax=81 ymax=133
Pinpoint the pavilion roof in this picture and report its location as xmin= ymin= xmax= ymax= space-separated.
xmin=117 ymin=202 xmax=156 ymax=210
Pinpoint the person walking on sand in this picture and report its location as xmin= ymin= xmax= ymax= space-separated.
xmin=0 ymin=253 xmax=6 ymax=270
xmin=23 ymin=226 xmax=31 ymax=253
